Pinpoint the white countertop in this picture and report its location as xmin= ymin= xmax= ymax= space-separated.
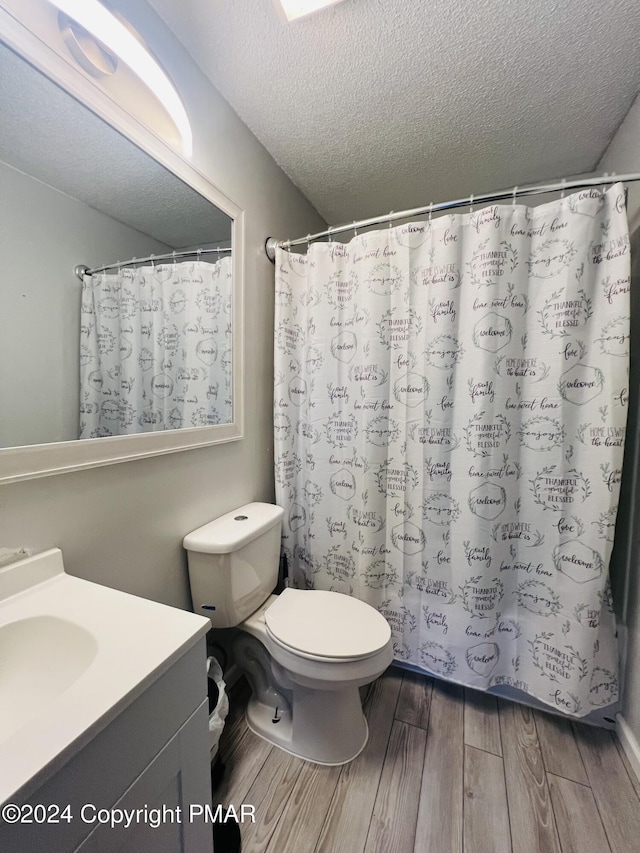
xmin=0 ymin=548 xmax=210 ymax=805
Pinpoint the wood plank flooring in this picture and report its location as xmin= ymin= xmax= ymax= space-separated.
xmin=214 ymin=669 xmax=640 ymax=852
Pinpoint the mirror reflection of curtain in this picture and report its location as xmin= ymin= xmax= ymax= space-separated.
xmin=80 ymin=258 xmax=232 ymax=437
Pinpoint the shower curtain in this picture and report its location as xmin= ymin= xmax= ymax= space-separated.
xmin=80 ymin=257 xmax=232 ymax=437
xmin=274 ymin=184 xmax=630 ymax=717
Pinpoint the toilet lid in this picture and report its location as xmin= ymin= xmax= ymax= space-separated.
xmin=265 ymin=588 xmax=391 ymax=660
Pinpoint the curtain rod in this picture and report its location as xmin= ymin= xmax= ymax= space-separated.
xmin=74 ymin=246 xmax=232 ymax=281
xmin=265 ymin=172 xmax=640 ymax=261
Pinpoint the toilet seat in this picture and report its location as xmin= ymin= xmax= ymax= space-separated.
xmin=264 ymin=587 xmax=391 ymax=661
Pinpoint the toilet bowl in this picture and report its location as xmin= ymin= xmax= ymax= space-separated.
xmin=183 ymin=503 xmax=393 ymax=764
xmin=237 ymin=589 xmax=392 ymax=764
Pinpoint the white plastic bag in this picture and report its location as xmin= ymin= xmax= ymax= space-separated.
xmin=207 ymin=656 xmax=229 ymax=756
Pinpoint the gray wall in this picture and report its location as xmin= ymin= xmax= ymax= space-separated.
xmin=598 ymin=92 xmax=640 ymax=739
xmin=0 ymin=1 xmax=324 ymax=610
xmin=598 ymin=92 xmax=640 ymax=232
xmin=0 ymin=161 xmax=171 ymax=447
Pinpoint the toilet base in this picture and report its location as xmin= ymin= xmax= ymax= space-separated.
xmin=244 ymin=684 xmax=369 ymax=765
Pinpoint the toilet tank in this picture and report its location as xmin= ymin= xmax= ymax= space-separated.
xmin=183 ymin=503 xmax=284 ymax=628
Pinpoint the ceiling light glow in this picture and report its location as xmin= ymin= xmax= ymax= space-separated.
xmin=274 ymin=0 xmax=347 ymax=22
xmin=46 ymin=0 xmax=192 ymax=155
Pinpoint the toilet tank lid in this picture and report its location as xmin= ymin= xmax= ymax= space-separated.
xmin=183 ymin=503 xmax=284 ymax=554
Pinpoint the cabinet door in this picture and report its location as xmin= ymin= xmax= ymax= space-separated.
xmin=77 ymin=700 xmax=213 ymax=853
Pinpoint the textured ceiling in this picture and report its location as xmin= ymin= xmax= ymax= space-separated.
xmin=148 ymin=0 xmax=640 ymax=226
xmin=0 ymin=41 xmax=231 ymax=249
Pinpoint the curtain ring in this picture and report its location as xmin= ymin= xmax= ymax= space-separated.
xmin=353 ymin=221 xmax=358 ymax=237
xmin=150 ymin=254 xmax=155 ymax=269
xmin=197 ymin=248 xmax=202 ymax=261
xmin=172 ymin=250 xmax=177 ymax=265
xmin=388 ymin=212 xmax=394 ymax=229
xmin=600 ymin=172 xmax=609 ymax=194
xmin=327 ymin=226 xmax=333 ymax=245
xmin=512 ymin=186 xmax=518 ymax=208
xmin=560 ymin=178 xmax=566 ymax=199
xmin=306 ymin=234 xmax=311 ymax=250
xmin=428 ymin=202 xmax=433 ymax=223
xmin=469 ymin=194 xmax=474 ymax=213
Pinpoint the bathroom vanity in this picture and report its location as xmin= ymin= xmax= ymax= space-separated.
xmin=0 ymin=549 xmax=213 ymax=853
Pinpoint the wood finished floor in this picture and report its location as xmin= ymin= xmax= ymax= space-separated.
xmin=214 ymin=669 xmax=640 ymax=852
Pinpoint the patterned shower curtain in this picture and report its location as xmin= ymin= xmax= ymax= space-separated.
xmin=80 ymin=257 xmax=232 ymax=437
xmin=274 ymin=184 xmax=630 ymax=717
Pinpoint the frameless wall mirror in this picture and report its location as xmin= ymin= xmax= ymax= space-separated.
xmin=0 ymin=3 xmax=244 ymax=483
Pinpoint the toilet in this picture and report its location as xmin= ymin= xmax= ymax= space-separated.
xmin=183 ymin=502 xmax=393 ymax=765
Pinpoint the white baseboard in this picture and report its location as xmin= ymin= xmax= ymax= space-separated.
xmin=616 ymin=713 xmax=640 ymax=783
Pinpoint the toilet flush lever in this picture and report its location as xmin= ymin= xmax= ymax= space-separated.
xmin=272 ymin=707 xmax=281 ymax=724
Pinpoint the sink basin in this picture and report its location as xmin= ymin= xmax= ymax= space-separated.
xmin=0 ymin=615 xmax=98 ymax=738
xmin=0 ymin=548 xmax=210 ymax=805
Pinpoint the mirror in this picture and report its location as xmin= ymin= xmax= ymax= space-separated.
xmin=0 ymin=15 xmax=244 ymax=482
